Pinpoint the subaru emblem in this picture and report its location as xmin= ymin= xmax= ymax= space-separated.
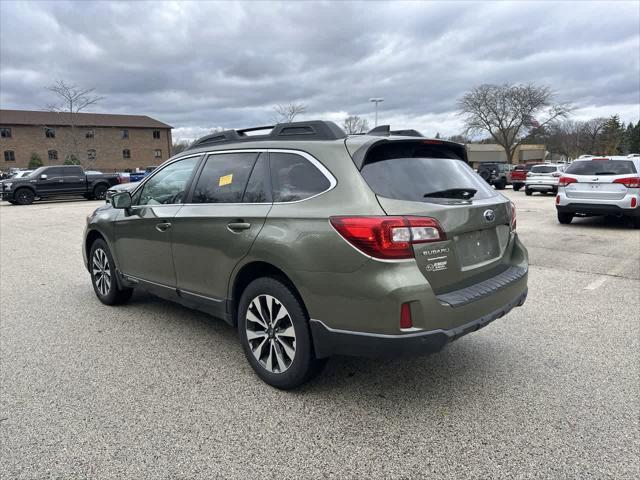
xmin=483 ymin=209 xmax=495 ymax=222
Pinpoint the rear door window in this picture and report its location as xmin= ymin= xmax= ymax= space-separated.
xmin=361 ymin=157 xmax=496 ymax=202
xmin=565 ymin=160 xmax=637 ymax=176
xmin=191 ymin=152 xmax=260 ymax=203
xmin=270 ymin=152 xmax=331 ymax=202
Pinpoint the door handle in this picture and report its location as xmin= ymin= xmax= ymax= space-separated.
xmin=227 ymin=222 xmax=251 ymax=232
xmin=155 ymin=222 xmax=172 ymax=232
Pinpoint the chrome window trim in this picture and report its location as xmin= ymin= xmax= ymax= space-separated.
xmin=177 ymin=148 xmax=337 ymax=206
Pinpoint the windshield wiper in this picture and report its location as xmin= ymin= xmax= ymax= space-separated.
xmin=424 ymin=188 xmax=477 ymax=199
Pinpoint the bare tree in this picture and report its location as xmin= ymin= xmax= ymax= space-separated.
xmin=46 ymin=80 xmax=104 ymax=165
xmin=273 ymin=103 xmax=307 ymax=123
xmin=580 ymin=117 xmax=608 ymax=154
xmin=342 ymin=115 xmax=369 ymax=134
xmin=172 ymin=140 xmax=191 ymax=155
xmin=447 ymin=134 xmax=471 ymax=144
xmin=458 ymin=83 xmax=571 ymax=164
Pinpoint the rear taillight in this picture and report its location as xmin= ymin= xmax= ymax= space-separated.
xmin=329 ymin=216 xmax=445 ymax=260
xmin=509 ymin=201 xmax=516 ymax=231
xmin=613 ymin=177 xmax=640 ymax=188
xmin=558 ymin=176 xmax=577 ymax=187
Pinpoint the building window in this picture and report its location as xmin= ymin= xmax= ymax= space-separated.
xmin=123 ymin=149 xmax=131 ymax=159
xmin=153 ymin=130 xmax=161 ymax=139
xmin=0 ymin=128 xmax=11 ymax=138
xmin=48 ymin=150 xmax=58 ymax=161
xmin=45 ymin=128 xmax=56 ymax=138
xmin=154 ymin=149 xmax=162 ymax=159
xmin=4 ymin=150 xmax=16 ymax=162
xmin=121 ymin=129 xmax=129 ymax=139
xmin=86 ymin=129 xmax=94 ymax=139
xmin=88 ymin=149 xmax=97 ymax=161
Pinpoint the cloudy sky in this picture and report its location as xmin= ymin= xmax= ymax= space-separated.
xmin=1 ymin=1 xmax=639 ymax=141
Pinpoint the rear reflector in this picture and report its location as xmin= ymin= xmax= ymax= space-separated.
xmin=555 ymin=195 xmax=560 ymax=205
xmin=558 ymin=176 xmax=577 ymax=186
xmin=330 ymin=216 xmax=445 ymax=260
xmin=400 ymin=302 xmax=413 ymax=329
xmin=631 ymin=197 xmax=637 ymax=208
xmin=613 ymin=177 xmax=640 ymax=188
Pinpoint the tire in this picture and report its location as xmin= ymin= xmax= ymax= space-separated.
xmin=14 ymin=187 xmax=35 ymax=205
xmin=89 ymin=239 xmax=133 ymax=305
xmin=495 ymin=178 xmax=506 ymax=190
xmin=7 ymin=200 xmax=17 ymax=205
xmin=631 ymin=217 xmax=640 ymax=229
xmin=93 ymin=184 xmax=108 ymax=201
xmin=525 ymin=188 xmax=533 ymax=196
xmin=557 ymin=212 xmax=574 ymax=224
xmin=237 ymin=277 xmax=325 ymax=389
xmin=513 ymin=183 xmax=522 ymax=191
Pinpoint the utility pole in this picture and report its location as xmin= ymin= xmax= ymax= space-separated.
xmin=369 ymin=98 xmax=384 ymax=127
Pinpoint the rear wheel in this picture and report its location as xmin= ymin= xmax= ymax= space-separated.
xmin=14 ymin=188 xmax=35 ymax=205
xmin=525 ymin=188 xmax=533 ymax=196
xmin=93 ymin=184 xmax=107 ymax=200
xmin=513 ymin=183 xmax=522 ymax=191
xmin=238 ymin=277 xmax=325 ymax=389
xmin=89 ymin=239 xmax=133 ymax=305
xmin=494 ymin=178 xmax=506 ymax=190
xmin=631 ymin=217 xmax=640 ymax=229
xmin=557 ymin=212 xmax=574 ymax=224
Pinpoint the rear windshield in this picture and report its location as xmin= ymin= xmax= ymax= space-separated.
xmin=361 ymin=157 xmax=496 ymax=202
xmin=565 ymin=160 xmax=637 ymax=176
xmin=530 ymin=165 xmax=559 ymax=174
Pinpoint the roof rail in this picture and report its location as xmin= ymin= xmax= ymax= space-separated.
xmin=366 ymin=125 xmax=424 ymax=138
xmin=188 ymin=120 xmax=347 ymax=150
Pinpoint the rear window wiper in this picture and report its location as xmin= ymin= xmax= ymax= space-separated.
xmin=424 ymin=188 xmax=477 ymax=199
xmin=593 ymin=171 xmax=618 ymax=175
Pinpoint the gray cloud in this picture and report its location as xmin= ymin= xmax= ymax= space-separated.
xmin=1 ymin=0 xmax=638 ymax=139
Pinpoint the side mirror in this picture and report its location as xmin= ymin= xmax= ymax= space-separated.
xmin=40 ymin=174 xmax=48 ymax=180
xmin=112 ymin=191 xmax=132 ymax=209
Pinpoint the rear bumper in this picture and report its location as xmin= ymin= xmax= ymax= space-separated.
xmin=310 ymin=289 xmax=528 ymax=358
xmin=525 ymin=182 xmax=557 ymax=190
xmin=556 ymin=203 xmax=640 ymax=217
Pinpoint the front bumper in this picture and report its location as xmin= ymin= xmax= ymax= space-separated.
xmin=1 ymin=190 xmax=14 ymax=201
xmin=310 ymin=288 xmax=528 ymax=358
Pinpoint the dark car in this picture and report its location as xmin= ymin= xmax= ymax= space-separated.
xmin=477 ymin=162 xmax=512 ymax=190
xmin=1 ymin=165 xmax=121 ymax=205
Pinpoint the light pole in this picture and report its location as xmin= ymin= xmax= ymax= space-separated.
xmin=369 ymin=98 xmax=384 ymax=126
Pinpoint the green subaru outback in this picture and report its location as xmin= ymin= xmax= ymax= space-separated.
xmin=83 ymin=121 xmax=528 ymax=389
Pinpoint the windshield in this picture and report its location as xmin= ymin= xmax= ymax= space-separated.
xmin=361 ymin=157 xmax=496 ymax=202
xmin=565 ymin=160 xmax=637 ymax=176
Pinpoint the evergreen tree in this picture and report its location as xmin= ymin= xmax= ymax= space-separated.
xmin=600 ymin=115 xmax=625 ymax=154
xmin=28 ymin=153 xmax=43 ymax=169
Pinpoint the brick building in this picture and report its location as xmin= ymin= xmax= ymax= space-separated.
xmin=0 ymin=109 xmax=172 ymax=172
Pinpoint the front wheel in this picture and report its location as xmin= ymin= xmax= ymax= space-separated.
xmin=557 ymin=212 xmax=574 ymax=224
xmin=89 ymin=239 xmax=133 ymax=305
xmin=14 ymin=188 xmax=35 ymax=205
xmin=513 ymin=183 xmax=522 ymax=191
xmin=525 ymin=188 xmax=533 ymax=196
xmin=238 ymin=277 xmax=326 ymax=389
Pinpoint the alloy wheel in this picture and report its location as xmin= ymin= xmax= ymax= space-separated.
xmin=245 ymin=294 xmax=296 ymax=374
xmin=92 ymin=248 xmax=112 ymax=296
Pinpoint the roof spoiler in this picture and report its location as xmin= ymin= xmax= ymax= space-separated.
xmin=188 ymin=120 xmax=347 ymax=150
xmin=366 ymin=125 xmax=424 ymax=138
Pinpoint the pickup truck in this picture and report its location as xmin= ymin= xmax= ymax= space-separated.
xmin=0 ymin=165 xmax=120 ymax=205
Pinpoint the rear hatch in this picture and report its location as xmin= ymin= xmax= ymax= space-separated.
xmin=355 ymin=139 xmax=514 ymax=293
xmin=561 ymin=158 xmax=638 ymax=200
xmin=526 ymin=164 xmax=562 ymax=184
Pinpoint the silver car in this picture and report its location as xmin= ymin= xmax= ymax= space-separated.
xmin=524 ymin=164 xmax=565 ymax=196
xmin=556 ymin=155 xmax=640 ymax=227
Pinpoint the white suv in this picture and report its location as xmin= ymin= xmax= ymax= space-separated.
xmin=524 ymin=164 xmax=566 ymax=196
xmin=555 ymin=156 xmax=640 ymax=227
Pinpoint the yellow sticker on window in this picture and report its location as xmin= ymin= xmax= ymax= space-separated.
xmin=219 ymin=174 xmax=233 ymax=186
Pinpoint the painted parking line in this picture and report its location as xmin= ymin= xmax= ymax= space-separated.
xmin=584 ymin=253 xmax=640 ymax=290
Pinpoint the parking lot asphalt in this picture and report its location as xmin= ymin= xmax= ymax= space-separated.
xmin=1 ymin=191 xmax=638 ymax=479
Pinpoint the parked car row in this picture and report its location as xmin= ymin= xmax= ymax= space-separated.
xmin=0 ymin=165 xmax=121 ymax=205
